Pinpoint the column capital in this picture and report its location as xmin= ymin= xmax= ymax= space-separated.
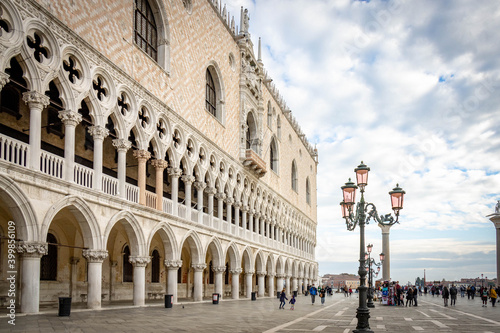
xmin=167 ymin=167 xmax=182 ymax=177
xmin=246 ymin=271 xmax=255 ymax=276
xmin=16 ymin=241 xmax=48 ymax=258
xmin=70 ymin=257 xmax=80 ymax=265
xmin=257 ymin=271 xmax=267 ymax=277
xmin=133 ymin=149 xmax=151 ymax=161
xmin=233 ymin=201 xmax=242 ymax=209
xmin=229 ymin=268 xmax=243 ymax=275
xmin=267 ymin=273 xmax=275 ymax=277
xmin=129 ymin=256 xmax=151 ymax=267
xmin=254 ymin=212 xmax=261 ymax=219
xmin=58 ymin=110 xmax=82 ymax=127
xmin=248 ymin=209 xmax=255 ymax=216
xmin=191 ymin=263 xmax=207 ymax=272
xmin=487 ymin=213 xmax=500 ymax=228
xmin=215 ymin=192 xmax=226 ymax=200
xmin=22 ymin=91 xmax=50 ymax=108
xmin=194 ymin=181 xmax=207 ymax=191
xmin=0 ymin=72 xmax=9 ymax=89
xmin=88 ymin=125 xmax=109 ymax=140
xmin=378 ymin=223 xmax=393 ymax=234
xmin=206 ymin=186 xmax=217 ymax=195
xmin=151 ymin=159 xmax=169 ymax=170
xmin=212 ymin=266 xmax=226 ymax=273
xmin=225 ymin=197 xmax=234 ymax=205
xmin=276 ymin=273 xmax=285 ymax=279
xmin=112 ymin=138 xmax=132 ymax=152
xmin=82 ymin=249 xmax=109 ymax=263
xmin=241 ymin=205 xmax=249 ymax=213
xmin=181 ymin=175 xmax=196 ymax=184
xmin=164 ymin=259 xmax=182 ymax=269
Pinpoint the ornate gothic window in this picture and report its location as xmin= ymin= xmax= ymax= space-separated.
xmin=151 ymin=249 xmax=160 ymax=283
xmin=41 ymin=233 xmax=57 ymax=281
xmin=277 ymin=116 xmax=281 ymax=139
xmin=270 ymin=137 xmax=278 ymax=173
xmin=123 ymin=245 xmax=133 ymax=282
xmin=206 ymin=69 xmax=216 ymax=117
xmin=306 ymin=177 xmax=311 ymax=205
xmin=135 ymin=0 xmax=158 ymax=61
xmin=291 ymin=160 xmax=298 ymax=192
xmin=267 ymin=101 xmax=272 ymax=127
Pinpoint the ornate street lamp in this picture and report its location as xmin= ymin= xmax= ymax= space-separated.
xmin=340 ymin=162 xmax=405 ymax=333
xmin=365 ymin=246 xmax=384 ymax=308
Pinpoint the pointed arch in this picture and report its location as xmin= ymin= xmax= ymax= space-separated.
xmin=179 ymin=230 xmax=204 ymax=264
xmin=241 ymin=246 xmax=253 ymax=271
xmin=205 ymin=236 xmax=224 ymax=267
xmin=147 ymin=222 xmax=179 ymax=260
xmin=104 ymin=210 xmax=146 ymax=256
xmin=225 ymin=242 xmax=240 ymax=270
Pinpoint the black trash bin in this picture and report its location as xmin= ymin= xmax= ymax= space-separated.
xmin=277 ymin=291 xmax=280 ymax=298
xmin=58 ymin=297 xmax=71 ymax=317
xmin=212 ymin=293 xmax=220 ymax=304
xmin=251 ymin=292 xmax=257 ymax=301
xmin=165 ymin=294 xmax=173 ymax=308
xmin=293 ymin=290 xmax=298 ymax=297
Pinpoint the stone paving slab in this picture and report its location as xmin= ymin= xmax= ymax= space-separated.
xmin=0 ymin=294 xmax=498 ymax=332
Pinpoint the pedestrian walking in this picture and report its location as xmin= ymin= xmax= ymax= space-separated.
xmin=450 ymin=284 xmax=457 ymax=306
xmin=279 ymin=288 xmax=288 ymax=309
xmin=344 ymin=286 xmax=348 ymax=297
xmin=320 ymin=288 xmax=326 ymax=305
xmin=349 ymin=287 xmax=353 ymax=297
xmin=443 ymin=286 xmax=449 ymax=307
xmin=289 ymin=294 xmax=296 ymax=310
xmin=309 ymin=284 xmax=317 ymax=305
xmin=413 ymin=287 xmax=418 ymax=306
xmin=481 ymin=287 xmax=488 ymax=307
xmin=406 ymin=287 xmax=413 ymax=307
xmin=490 ymin=286 xmax=497 ymax=307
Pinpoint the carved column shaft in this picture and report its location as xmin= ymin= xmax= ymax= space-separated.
xmin=83 ymin=250 xmax=108 ymax=309
xmin=112 ymin=139 xmax=131 ymax=198
xmin=23 ymin=92 xmax=49 ymax=170
xmin=134 ymin=150 xmax=151 ymax=206
xmin=88 ymin=125 xmax=109 ymax=191
xmin=152 ymin=159 xmax=168 ymax=210
xmin=17 ymin=242 xmax=48 ymax=314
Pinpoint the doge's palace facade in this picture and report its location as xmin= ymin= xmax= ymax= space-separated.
xmin=0 ymin=0 xmax=318 ymax=313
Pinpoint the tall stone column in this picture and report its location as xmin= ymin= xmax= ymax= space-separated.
xmin=257 ymin=271 xmax=266 ymax=297
xmin=215 ymin=192 xmax=225 ymax=221
xmin=230 ymin=268 xmax=242 ymax=299
xmin=225 ymin=197 xmax=233 ymax=224
xmin=268 ymin=274 xmax=275 ymax=297
xmin=168 ymin=167 xmax=182 ymax=215
xmin=261 ymin=217 xmax=265 ymax=236
xmin=271 ymin=223 xmax=275 ymax=240
xmin=248 ymin=210 xmax=254 ymax=232
xmin=70 ymin=257 xmax=80 ymax=299
xmin=292 ymin=277 xmax=298 ymax=294
xmin=192 ymin=263 xmax=206 ymax=302
xmin=487 ymin=211 xmax=500 ymax=285
xmin=23 ymin=92 xmax=49 ymax=170
xmin=194 ymin=181 xmax=206 ymax=223
xmin=165 ymin=260 xmax=182 ymax=304
xmin=379 ymin=223 xmax=393 ymax=281
xmin=88 ymin=125 xmax=109 ymax=191
xmin=234 ymin=202 xmax=241 ymax=227
xmin=82 ymin=250 xmax=108 ymax=309
xmin=112 ymin=139 xmax=131 ymax=198
xmin=285 ymin=275 xmax=291 ymax=296
xmin=241 ymin=205 xmax=248 ymax=229
xmin=206 ymin=187 xmax=216 ymax=225
xmin=16 ymin=242 xmax=47 ymax=314
xmin=133 ymin=150 xmax=151 ymax=206
xmin=151 ymin=160 xmax=168 ymax=210
xmin=182 ymin=175 xmax=195 ymax=218
xmin=245 ymin=271 xmax=254 ymax=298
xmin=129 ymin=256 xmax=151 ymax=306
xmin=276 ymin=274 xmax=284 ymax=292
xmin=58 ymin=110 xmax=82 ymax=182
xmin=213 ymin=266 xmax=225 ymax=299
xmin=254 ymin=213 xmax=260 ymax=234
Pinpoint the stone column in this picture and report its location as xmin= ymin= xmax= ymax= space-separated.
xmin=168 ymin=167 xmax=182 ymax=215
xmin=70 ymin=257 xmax=80 ymax=300
xmin=268 ymin=274 xmax=275 ymax=297
xmin=112 ymin=139 xmax=131 ymax=198
xmin=488 ymin=212 xmax=500 ymax=286
xmin=271 ymin=223 xmax=275 ymax=240
xmin=194 ymin=181 xmax=206 ymax=223
xmin=88 ymin=125 xmax=109 ymax=191
xmin=192 ymin=263 xmax=206 ymax=302
xmin=261 ymin=217 xmax=265 ymax=236
xmin=23 ymin=92 xmax=49 ymax=170
xmin=129 ymin=256 xmax=151 ymax=306
xmin=213 ymin=266 xmax=225 ymax=299
xmin=151 ymin=159 xmax=168 ymax=210
xmin=245 ymin=271 xmax=254 ymax=298
xmin=215 ymin=192 xmax=225 ymax=221
xmin=241 ymin=205 xmax=248 ymax=230
xmin=225 ymin=197 xmax=233 ymax=224
xmin=234 ymin=202 xmax=241 ymax=227
xmin=109 ymin=261 xmax=117 ymax=301
xmin=133 ymin=150 xmax=151 ymax=206
xmin=182 ymin=175 xmax=195 ymax=216
xmin=378 ymin=223 xmax=393 ymax=281
xmin=82 ymin=250 xmax=108 ymax=309
xmin=206 ymin=187 xmax=216 ymax=225
xmin=254 ymin=213 xmax=260 ymax=234
xmin=0 ymin=72 xmax=9 ymax=91
xmin=257 ymin=271 xmax=266 ymax=297
xmin=292 ymin=277 xmax=298 ymax=294
xmin=248 ymin=209 xmax=254 ymax=232
xmin=230 ymin=268 xmax=242 ymax=299
xmin=165 ymin=260 xmax=182 ymax=304
xmin=58 ymin=110 xmax=82 ymax=182
xmin=285 ymin=275 xmax=291 ymax=296
xmin=276 ymin=274 xmax=284 ymax=292
xmin=16 ymin=242 xmax=47 ymax=314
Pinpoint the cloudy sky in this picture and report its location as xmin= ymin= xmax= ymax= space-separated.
xmin=223 ymin=0 xmax=500 ymax=284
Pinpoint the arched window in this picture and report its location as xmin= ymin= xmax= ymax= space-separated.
xmin=151 ymin=249 xmax=160 ymax=283
xmin=267 ymin=101 xmax=272 ymax=127
xmin=134 ymin=0 xmax=158 ymax=61
xmin=246 ymin=112 xmax=258 ymax=152
xmin=306 ymin=177 xmax=311 ymax=205
xmin=291 ymin=160 xmax=298 ymax=192
xmin=270 ymin=137 xmax=278 ymax=173
xmin=206 ymin=69 xmax=216 ymax=117
xmin=225 ymin=262 xmax=229 ymax=284
xmin=123 ymin=245 xmax=133 ymax=282
xmin=277 ymin=116 xmax=281 ymax=139
xmin=209 ymin=260 xmax=214 ymax=284
xmin=41 ymin=233 xmax=57 ymax=281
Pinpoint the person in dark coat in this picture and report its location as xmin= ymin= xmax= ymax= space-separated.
xmin=450 ymin=284 xmax=457 ymax=306
xmin=406 ymin=287 xmax=414 ymax=307
xmin=279 ymin=289 xmax=288 ymax=309
xmin=443 ymin=286 xmax=450 ymax=307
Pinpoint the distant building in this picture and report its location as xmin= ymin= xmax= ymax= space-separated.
xmin=322 ymin=273 xmax=360 ymax=290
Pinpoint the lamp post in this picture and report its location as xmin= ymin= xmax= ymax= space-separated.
xmin=365 ymin=246 xmax=384 ymax=308
xmin=340 ymin=161 xmax=405 ymax=333
xmin=481 ymin=274 xmax=484 ymax=288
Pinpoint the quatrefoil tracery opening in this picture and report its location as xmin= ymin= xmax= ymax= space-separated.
xmin=157 ymin=119 xmax=167 ymax=139
xmin=138 ymin=107 xmax=150 ymax=129
xmin=117 ymin=93 xmax=130 ymax=116
xmin=27 ymin=32 xmax=49 ymax=63
xmin=63 ymin=56 xmax=81 ymax=84
xmin=92 ymin=76 xmax=108 ymax=101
